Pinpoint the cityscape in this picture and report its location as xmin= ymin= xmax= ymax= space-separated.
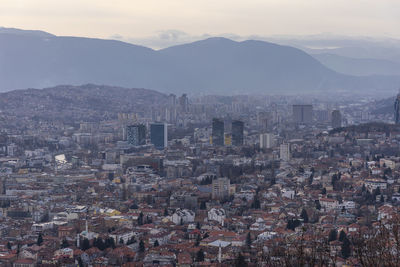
xmin=1 ymin=0 xmax=400 ymax=266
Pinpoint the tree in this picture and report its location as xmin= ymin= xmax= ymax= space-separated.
xmin=7 ymin=242 xmax=11 ymax=250
xmin=338 ymin=230 xmax=346 ymax=242
xmin=246 ymin=232 xmax=252 ymax=247
xmin=120 ymin=238 xmax=124 ymax=245
xmin=321 ymin=188 xmax=327 ymax=195
xmin=196 ymin=249 xmax=205 ymax=262
xmin=328 ymin=229 xmax=337 ymax=242
xmin=81 ymin=238 xmax=90 ymax=251
xmin=163 ymin=208 xmax=168 ymax=216
xmin=137 ymin=212 xmax=144 ymax=225
xmin=154 ymin=240 xmax=159 ymax=247
xmin=37 ymin=233 xmax=43 ymax=246
xmin=200 ymin=201 xmax=207 ymax=210
xmin=61 ymin=239 xmax=69 ymax=248
xmin=139 ymin=240 xmax=145 ymax=252
xmin=300 ymin=208 xmax=309 ymax=223
xmin=315 ymin=200 xmax=321 ymax=210
xmin=105 ymin=237 xmax=115 ymax=249
xmin=235 ymin=253 xmax=247 ymax=267
xmin=251 ymin=195 xmax=261 ymax=209
xmin=127 ymin=236 xmax=136 ymax=245
xmin=94 ymin=237 xmax=105 ymax=250
xmin=341 ymin=236 xmax=351 ymax=258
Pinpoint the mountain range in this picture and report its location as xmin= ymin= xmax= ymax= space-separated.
xmin=1 ymin=27 xmax=400 ymax=95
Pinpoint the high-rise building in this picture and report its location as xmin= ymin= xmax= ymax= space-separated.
xmin=260 ymin=133 xmax=274 ymax=149
xmin=150 ymin=123 xmax=168 ymax=150
xmin=126 ymin=124 xmax=146 ymax=146
xmin=331 ymin=110 xmax=342 ymax=128
xmin=292 ymin=105 xmax=313 ymax=124
xmin=212 ymin=177 xmax=230 ymax=200
xmin=280 ymin=143 xmax=290 ymax=161
xmin=212 ymin=118 xmax=224 ymax=146
xmin=179 ymin=94 xmax=189 ymax=112
xmin=231 ymin=120 xmax=244 ymax=146
xmin=395 ymin=93 xmax=400 ymax=124
xmin=168 ymin=94 xmax=177 ymax=107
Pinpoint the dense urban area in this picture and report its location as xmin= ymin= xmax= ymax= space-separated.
xmin=0 ymin=84 xmax=400 ymax=266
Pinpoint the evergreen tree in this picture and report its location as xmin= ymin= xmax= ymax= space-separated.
xmin=321 ymin=188 xmax=327 ymax=195
xmin=137 ymin=212 xmax=144 ymax=225
xmin=328 ymin=229 xmax=337 ymax=242
xmin=105 ymin=237 xmax=115 ymax=249
xmin=300 ymin=208 xmax=309 ymax=223
xmin=246 ymin=232 xmax=252 ymax=247
xmin=61 ymin=239 xmax=69 ymax=248
xmin=315 ymin=200 xmax=321 ymax=210
xmin=37 ymin=233 xmax=43 ymax=246
xmin=196 ymin=249 xmax=205 ymax=262
xmin=338 ymin=230 xmax=346 ymax=242
xmin=200 ymin=201 xmax=207 ymax=210
xmin=120 ymin=238 xmax=124 ymax=245
xmin=139 ymin=240 xmax=145 ymax=252
xmin=163 ymin=208 xmax=168 ymax=216
xmin=7 ymin=242 xmax=11 ymax=250
xmin=154 ymin=240 xmax=159 ymax=247
xmin=235 ymin=253 xmax=247 ymax=267
xmin=341 ymin=236 xmax=351 ymax=258
xmin=81 ymin=238 xmax=90 ymax=251
xmin=251 ymin=195 xmax=261 ymax=209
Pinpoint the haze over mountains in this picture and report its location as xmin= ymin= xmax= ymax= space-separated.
xmin=1 ymin=27 xmax=400 ymax=95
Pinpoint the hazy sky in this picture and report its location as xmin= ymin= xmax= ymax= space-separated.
xmin=2 ymin=0 xmax=400 ymax=48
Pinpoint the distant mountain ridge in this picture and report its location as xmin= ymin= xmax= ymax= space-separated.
xmin=1 ymin=28 xmax=400 ymax=95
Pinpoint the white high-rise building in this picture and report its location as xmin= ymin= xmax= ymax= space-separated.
xmin=280 ymin=143 xmax=290 ymax=161
xmin=260 ymin=133 xmax=275 ymax=149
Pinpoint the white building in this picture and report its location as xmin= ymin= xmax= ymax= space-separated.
xmin=364 ymin=179 xmax=387 ymax=192
xmin=260 ymin=133 xmax=274 ymax=149
xmin=280 ymin=143 xmax=290 ymax=161
xmin=208 ymin=208 xmax=226 ymax=226
xmin=171 ymin=208 xmax=195 ymax=225
xmin=319 ymin=198 xmax=339 ymax=211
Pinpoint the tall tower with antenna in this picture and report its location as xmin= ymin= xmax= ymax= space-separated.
xmin=395 ymin=90 xmax=400 ymax=124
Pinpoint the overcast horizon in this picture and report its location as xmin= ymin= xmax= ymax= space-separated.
xmin=2 ymin=0 xmax=400 ymax=49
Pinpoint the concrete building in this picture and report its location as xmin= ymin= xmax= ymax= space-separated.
xmin=150 ymin=123 xmax=168 ymax=150
xmin=260 ymin=133 xmax=274 ymax=149
xmin=331 ymin=110 xmax=342 ymax=128
xmin=292 ymin=105 xmax=313 ymax=124
xmin=212 ymin=177 xmax=230 ymax=200
xmin=280 ymin=143 xmax=290 ymax=161
xmin=231 ymin=120 xmax=244 ymax=146
xmin=212 ymin=118 xmax=224 ymax=146
xmin=126 ymin=124 xmax=146 ymax=146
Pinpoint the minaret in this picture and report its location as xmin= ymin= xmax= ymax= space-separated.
xmin=218 ymin=243 xmax=222 ymax=263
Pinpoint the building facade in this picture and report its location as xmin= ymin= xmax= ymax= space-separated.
xmin=231 ymin=120 xmax=244 ymax=146
xmin=292 ymin=105 xmax=313 ymax=124
xmin=212 ymin=118 xmax=224 ymax=146
xmin=126 ymin=124 xmax=146 ymax=146
xmin=150 ymin=123 xmax=168 ymax=150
